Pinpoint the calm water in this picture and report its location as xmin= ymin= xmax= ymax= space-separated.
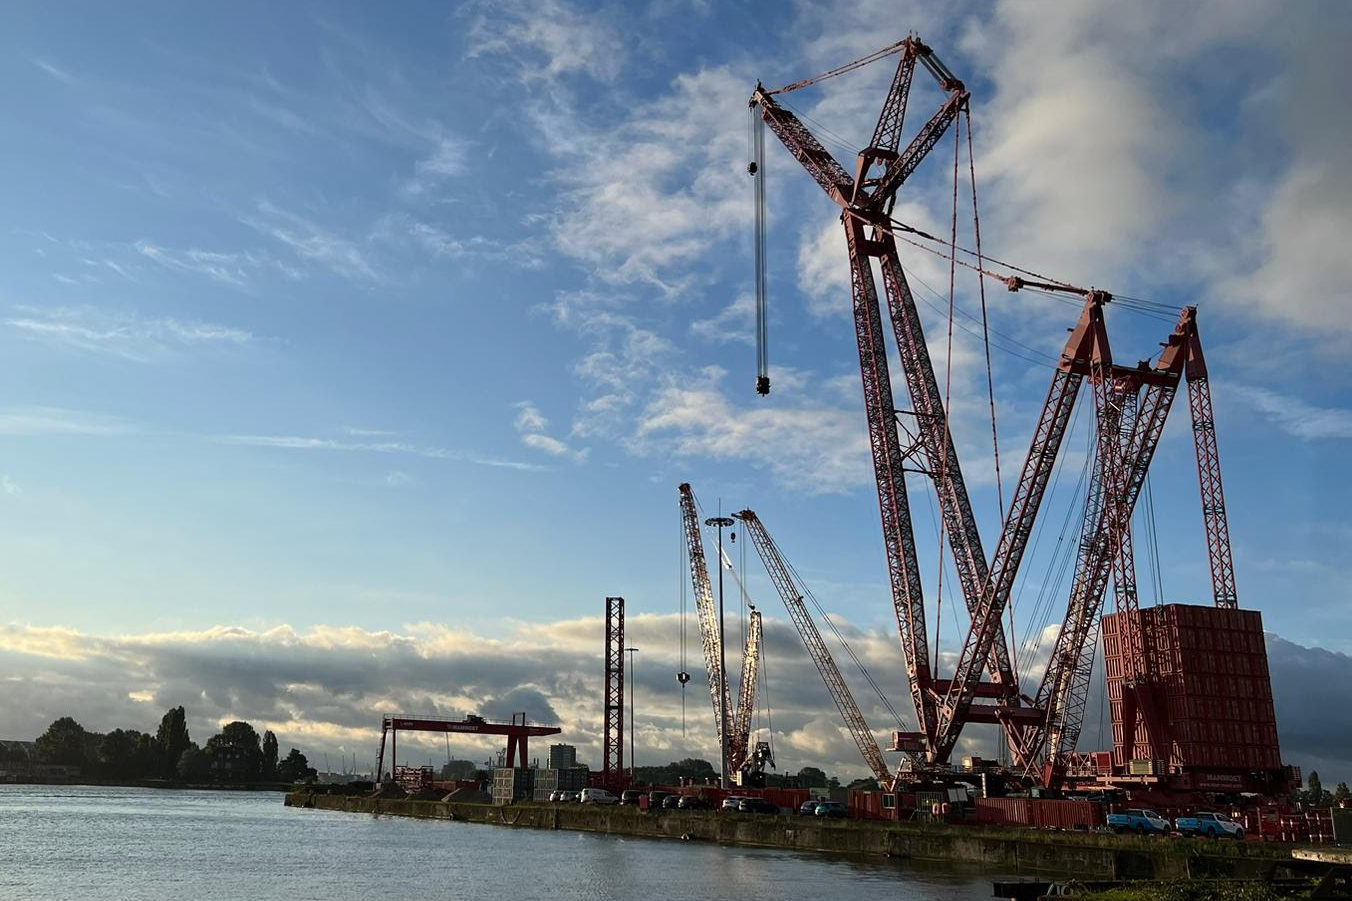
xmin=0 ymin=785 xmax=1008 ymax=899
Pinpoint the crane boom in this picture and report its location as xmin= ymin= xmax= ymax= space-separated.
xmin=1021 ymin=309 xmax=1193 ymax=781
xmin=678 ymin=483 xmax=732 ymax=756
xmin=735 ymin=509 xmax=893 ymax=784
xmin=752 ymin=39 xmax=1021 ymax=759
xmin=730 ymin=609 xmax=762 ymax=772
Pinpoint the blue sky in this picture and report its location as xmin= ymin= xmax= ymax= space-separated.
xmin=2 ymin=1 xmax=1350 ymax=781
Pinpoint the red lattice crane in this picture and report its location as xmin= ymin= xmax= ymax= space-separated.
xmin=678 ymin=483 xmax=760 ymax=775
xmin=603 ymin=595 xmax=625 ymax=788
xmin=736 ymin=508 xmax=893 ymax=783
xmin=751 ymin=37 xmax=1244 ymax=783
xmin=751 ymin=37 xmax=1022 ymax=761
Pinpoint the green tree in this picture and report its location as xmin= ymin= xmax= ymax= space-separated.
xmin=204 ymin=721 xmax=263 ymax=781
xmin=845 ymin=777 xmax=880 ymax=791
xmin=132 ymin=732 xmax=162 ymax=779
xmin=261 ymin=731 xmax=279 ymax=780
xmin=35 ymin=717 xmax=89 ymax=767
xmin=276 ymin=748 xmax=316 ymax=783
xmin=796 ymin=766 xmax=829 ymax=788
xmin=1335 ymin=782 xmax=1350 ymax=804
xmin=439 ymin=759 xmax=478 ymax=781
xmin=176 ymin=744 xmax=209 ymax=782
xmin=155 ymin=706 xmax=190 ymax=778
xmin=96 ymin=729 xmax=141 ymax=778
xmin=1305 ymin=771 xmax=1333 ymax=807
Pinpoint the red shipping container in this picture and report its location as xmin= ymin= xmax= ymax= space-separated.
xmin=1102 ymin=603 xmax=1281 ymax=773
xmin=974 ymin=797 xmax=1030 ymax=826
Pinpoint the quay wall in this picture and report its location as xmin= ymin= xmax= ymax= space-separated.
xmin=284 ymin=792 xmax=1288 ymax=880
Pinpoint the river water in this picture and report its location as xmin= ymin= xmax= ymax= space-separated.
xmin=0 ymin=785 xmax=1009 ymax=899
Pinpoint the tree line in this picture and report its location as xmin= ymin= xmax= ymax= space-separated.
xmin=0 ymin=707 xmax=316 ymax=784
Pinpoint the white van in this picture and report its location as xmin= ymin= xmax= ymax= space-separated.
xmin=580 ymin=788 xmax=619 ymax=805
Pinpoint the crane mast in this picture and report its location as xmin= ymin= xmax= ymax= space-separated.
xmin=752 ymin=38 xmax=1023 ymax=762
xmin=678 ymin=483 xmax=760 ymax=773
xmin=730 ymin=609 xmax=762 ymax=772
xmin=735 ymin=509 xmax=893 ymax=784
xmin=678 ymin=483 xmax=732 ymax=761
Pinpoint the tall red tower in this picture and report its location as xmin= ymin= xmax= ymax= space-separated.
xmin=602 ymin=596 xmax=625 ymax=788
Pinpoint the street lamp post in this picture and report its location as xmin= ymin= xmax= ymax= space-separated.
xmin=705 ymin=513 xmax=735 ymax=789
xmin=625 ymin=646 xmax=640 ymax=784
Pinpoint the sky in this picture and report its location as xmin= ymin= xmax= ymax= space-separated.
xmin=1 ymin=1 xmax=1350 ymax=784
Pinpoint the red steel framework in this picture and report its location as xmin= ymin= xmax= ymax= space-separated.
xmin=751 ymin=36 xmax=1246 ymax=785
xmin=375 ymin=714 xmax=560 ymax=783
xmin=603 ymin=596 xmax=625 ymax=787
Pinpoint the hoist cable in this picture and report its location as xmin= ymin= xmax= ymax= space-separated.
xmin=931 ymin=118 xmax=962 ymax=674
xmin=765 ymin=38 xmax=910 ymax=95
xmin=964 ymin=106 xmax=1015 ymax=685
xmin=780 ymin=550 xmax=906 ymax=728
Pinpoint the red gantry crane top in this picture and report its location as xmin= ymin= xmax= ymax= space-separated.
xmin=375 ymin=713 xmax=560 ymax=782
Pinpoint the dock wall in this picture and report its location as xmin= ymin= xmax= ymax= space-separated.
xmin=284 ymin=792 xmax=1288 ymax=880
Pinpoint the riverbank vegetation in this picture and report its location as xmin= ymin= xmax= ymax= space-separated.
xmin=1 ymin=706 xmax=315 ymax=785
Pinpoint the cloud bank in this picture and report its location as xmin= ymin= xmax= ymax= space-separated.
xmin=1 ymin=614 xmax=1346 ymax=784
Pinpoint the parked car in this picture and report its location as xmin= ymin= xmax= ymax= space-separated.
xmin=648 ymin=791 xmax=672 ymax=809
xmin=558 ymin=791 xmax=580 ymax=803
xmin=549 ymin=790 xmax=563 ymax=802
xmin=1107 ymin=809 xmax=1170 ymax=835
xmin=662 ymin=794 xmax=683 ymax=809
xmin=813 ymin=801 xmax=848 ymax=819
xmin=580 ymin=788 xmax=619 ymax=805
xmin=799 ymin=799 xmax=827 ymax=816
xmin=721 ymin=795 xmax=750 ymax=811
xmin=738 ymin=797 xmax=778 ymax=815
xmin=620 ymin=790 xmax=643 ymax=806
xmin=1176 ymin=811 xmax=1245 ymax=840
xmin=677 ymin=795 xmax=707 ymax=810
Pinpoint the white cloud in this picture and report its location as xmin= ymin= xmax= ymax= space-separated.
xmin=690 ymin=294 xmax=755 ymax=345
xmin=32 ymin=58 xmax=76 ymax=84
xmin=513 ymin=401 xmax=588 ymax=463
xmin=222 ymin=433 xmax=547 ymax=472
xmin=465 ymin=0 xmax=625 ymax=84
xmin=636 ymin=366 xmax=869 ymax=494
xmin=2 ymin=475 xmax=20 ymax=497
xmin=1231 ymin=386 xmax=1352 ymax=441
xmin=134 ymin=242 xmax=271 ymax=287
xmin=244 ymin=201 xmax=377 ymax=281
xmin=6 ymin=306 xmax=254 ymax=362
xmin=539 ymin=65 xmax=754 ymax=294
xmin=0 ymin=406 xmax=137 ymax=437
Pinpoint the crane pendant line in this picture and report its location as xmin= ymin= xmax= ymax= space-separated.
xmin=736 ymin=509 xmax=894 ymax=784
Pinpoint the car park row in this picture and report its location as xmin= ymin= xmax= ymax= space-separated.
xmin=547 ymin=788 xmax=847 ymax=817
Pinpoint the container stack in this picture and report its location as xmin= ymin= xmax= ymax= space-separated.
xmin=532 ymin=766 xmax=590 ymax=801
xmin=491 ymin=767 xmax=535 ymax=805
xmin=1102 ymin=602 xmax=1281 ymax=778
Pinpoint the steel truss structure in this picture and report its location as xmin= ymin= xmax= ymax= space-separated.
xmin=751 ymin=37 xmax=1241 ymax=785
xmin=678 ymin=483 xmax=761 ymax=774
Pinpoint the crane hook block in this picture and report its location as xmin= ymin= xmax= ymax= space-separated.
xmin=747 ymin=161 xmax=759 ymax=176
xmin=756 ymin=375 xmax=771 ymax=395
xmin=676 ymin=671 xmax=691 ymax=685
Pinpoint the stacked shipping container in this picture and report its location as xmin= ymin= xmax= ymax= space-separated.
xmin=491 ymin=767 xmax=534 ymax=805
xmin=532 ymin=766 xmax=590 ymax=801
xmin=1102 ymin=603 xmax=1281 ymax=773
